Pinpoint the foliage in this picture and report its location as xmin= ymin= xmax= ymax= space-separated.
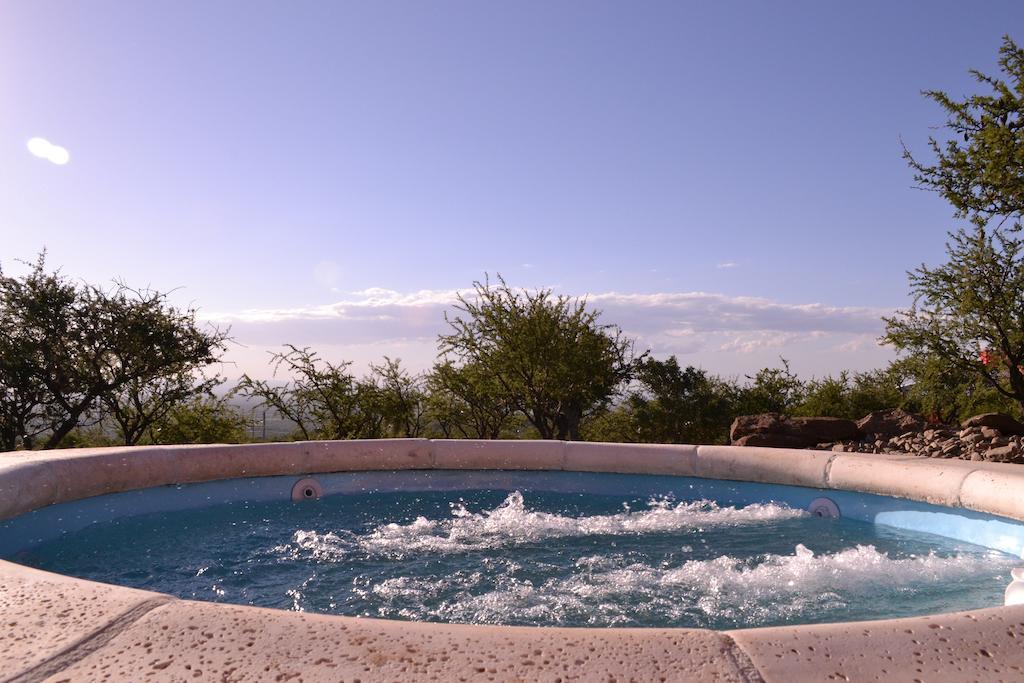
xmin=148 ymin=395 xmax=249 ymax=444
xmin=0 ymin=253 xmax=228 ymax=451
xmin=731 ymin=359 xmax=805 ymax=416
xmin=238 ymin=345 xmax=368 ymax=440
xmin=883 ymin=228 xmax=1024 ymax=413
xmin=238 ymin=347 xmax=428 ymax=440
xmin=424 ymin=360 xmax=513 ymax=438
xmin=579 ymin=404 xmax=640 ymax=443
xmin=438 ymin=275 xmax=642 ymax=440
xmin=904 ymin=36 xmax=1024 ymax=229
xmin=625 ymin=357 xmax=734 ymax=444
xmin=367 ymin=357 xmax=428 ymax=438
xmin=103 ymin=372 xmax=223 ymax=446
xmin=890 ymin=351 xmax=1018 ymax=423
xmin=792 ymin=369 xmax=904 ymax=420
xmin=883 ymin=35 xmax=1024 ymax=417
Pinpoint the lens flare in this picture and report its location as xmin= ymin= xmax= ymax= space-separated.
xmin=26 ymin=137 xmax=70 ymax=165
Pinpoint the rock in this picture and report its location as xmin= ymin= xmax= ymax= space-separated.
xmin=985 ymin=444 xmax=1018 ymax=462
xmin=961 ymin=413 xmax=1024 ymax=436
xmin=980 ymin=426 xmax=1003 ymax=439
xmin=732 ymin=433 xmax=814 ymax=448
xmin=730 ymin=413 xmax=859 ymax=447
xmin=786 ymin=417 xmax=861 ymax=442
xmin=730 ymin=413 xmax=786 ymax=442
xmin=856 ymin=409 xmax=928 ymax=438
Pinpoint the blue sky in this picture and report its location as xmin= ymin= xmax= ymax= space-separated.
xmin=2 ymin=2 xmax=1022 ymax=379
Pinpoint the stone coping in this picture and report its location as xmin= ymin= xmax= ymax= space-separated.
xmin=2 ymin=439 xmax=1024 ymax=681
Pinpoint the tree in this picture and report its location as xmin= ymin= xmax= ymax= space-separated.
xmin=148 ymin=395 xmax=249 ymax=445
xmin=889 ymin=351 xmax=1014 ymax=423
xmin=368 ymin=357 xmax=428 ymax=437
xmin=885 ymin=36 xmax=1024 ymax=417
xmin=732 ymin=360 xmax=805 ymax=416
xmin=904 ymin=36 xmax=1024 ymax=230
xmin=0 ymin=253 xmax=228 ymax=451
xmin=238 ymin=345 xmax=400 ymax=440
xmin=625 ymin=357 xmax=734 ymax=444
xmin=0 ymin=328 xmax=50 ymax=450
xmin=439 ymin=275 xmax=642 ymax=440
xmin=238 ymin=345 xmax=362 ymax=440
xmin=792 ymin=369 xmax=904 ymax=420
xmin=424 ymin=360 xmax=513 ymax=439
xmin=103 ymin=372 xmax=223 ymax=446
xmin=884 ymin=228 xmax=1024 ymax=413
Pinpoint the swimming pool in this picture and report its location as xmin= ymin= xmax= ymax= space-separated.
xmin=4 ymin=440 xmax=1024 ymax=680
xmin=5 ymin=471 xmax=1021 ymax=630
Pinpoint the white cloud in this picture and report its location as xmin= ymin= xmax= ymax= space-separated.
xmin=836 ymin=334 xmax=884 ymax=353
xmin=26 ymin=137 xmax=70 ymax=165
xmin=718 ymin=331 xmax=827 ymax=354
xmin=207 ymin=286 xmax=895 ymax=379
xmin=716 ymin=261 xmax=738 ymax=269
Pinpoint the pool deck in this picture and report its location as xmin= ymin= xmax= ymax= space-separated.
xmin=3 ymin=439 xmax=1024 ymax=682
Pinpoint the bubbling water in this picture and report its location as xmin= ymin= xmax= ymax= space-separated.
xmin=17 ymin=487 xmax=1016 ymax=628
xmin=280 ymin=491 xmax=807 ymax=560
xmin=357 ymin=542 xmax=1004 ymax=626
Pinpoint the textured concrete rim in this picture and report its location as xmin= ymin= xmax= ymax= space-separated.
xmin=3 ymin=439 xmax=1024 ymax=681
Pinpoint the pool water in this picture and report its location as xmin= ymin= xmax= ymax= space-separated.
xmin=16 ymin=489 xmax=1017 ymax=629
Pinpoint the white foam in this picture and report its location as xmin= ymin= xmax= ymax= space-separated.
xmin=364 ymin=543 xmax=1014 ymax=626
xmin=340 ymin=491 xmax=806 ymax=558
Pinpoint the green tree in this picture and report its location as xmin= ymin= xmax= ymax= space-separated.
xmin=237 ymin=346 xmax=416 ymax=440
xmin=889 ymin=351 xmax=1017 ymax=423
xmin=883 ymin=225 xmax=1024 ymax=413
xmin=103 ymin=372 xmax=224 ymax=446
xmin=238 ymin=345 xmax=366 ymax=440
xmin=149 ymin=395 xmax=249 ymax=445
xmin=732 ymin=360 xmax=805 ymax=416
xmin=904 ymin=36 xmax=1024 ymax=229
xmin=579 ymin=404 xmax=640 ymax=443
xmin=793 ymin=370 xmax=904 ymax=420
xmin=0 ymin=253 xmax=227 ymax=451
xmin=368 ymin=357 xmax=427 ymax=437
xmin=885 ymin=36 xmax=1024 ymax=417
xmin=424 ymin=360 xmax=513 ymax=439
xmin=626 ymin=357 xmax=734 ymax=444
xmin=439 ymin=275 xmax=642 ymax=440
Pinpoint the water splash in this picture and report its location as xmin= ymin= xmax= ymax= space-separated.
xmin=363 ymin=543 xmax=1015 ymax=627
xmin=281 ymin=491 xmax=807 ymax=559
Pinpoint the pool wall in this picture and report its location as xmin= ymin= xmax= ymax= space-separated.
xmin=3 ymin=439 xmax=1024 ymax=681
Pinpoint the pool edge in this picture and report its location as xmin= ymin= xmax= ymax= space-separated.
xmin=3 ymin=439 xmax=1024 ymax=681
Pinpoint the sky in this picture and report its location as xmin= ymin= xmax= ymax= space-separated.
xmin=2 ymin=1 xmax=1022 ymax=381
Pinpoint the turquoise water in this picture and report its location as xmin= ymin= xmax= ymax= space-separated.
xmin=15 ymin=489 xmax=1016 ymax=629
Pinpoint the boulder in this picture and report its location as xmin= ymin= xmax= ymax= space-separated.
xmin=787 ymin=416 xmax=861 ymax=442
xmin=730 ymin=414 xmax=859 ymax=448
xmin=961 ymin=413 xmax=1024 ymax=436
xmin=729 ymin=413 xmax=785 ymax=442
xmin=732 ymin=433 xmax=814 ymax=448
xmin=856 ymin=409 xmax=928 ymax=438
xmin=984 ymin=444 xmax=1020 ymax=463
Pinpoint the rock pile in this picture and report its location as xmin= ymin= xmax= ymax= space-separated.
xmin=730 ymin=409 xmax=1024 ymax=464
